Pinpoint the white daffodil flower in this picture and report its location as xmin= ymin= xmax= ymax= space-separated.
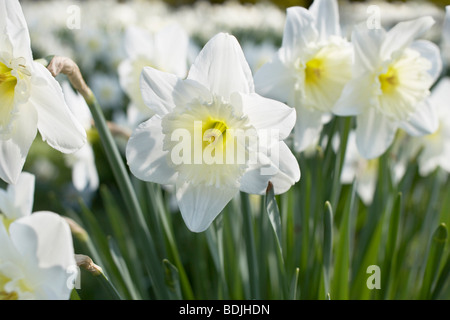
xmin=0 ymin=172 xmax=35 ymax=229
xmin=118 ymin=24 xmax=189 ymax=117
xmin=126 ymin=33 xmax=300 ymax=232
xmin=0 ymin=0 xmax=86 ymax=184
xmin=333 ymin=16 xmax=442 ymax=159
xmin=61 ymin=82 xmax=99 ymax=193
xmin=408 ymin=78 xmax=450 ymax=176
xmin=0 ymin=211 xmax=76 ymax=300
xmin=254 ymin=0 xmax=353 ymax=152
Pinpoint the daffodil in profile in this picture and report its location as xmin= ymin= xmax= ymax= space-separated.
xmin=0 ymin=0 xmax=86 ymax=184
xmin=254 ymin=0 xmax=353 ymax=152
xmin=0 ymin=171 xmax=77 ymax=300
xmin=0 ymin=211 xmax=77 ymax=300
xmin=126 ymin=33 xmax=300 ymax=232
xmin=333 ymin=16 xmax=442 ymax=159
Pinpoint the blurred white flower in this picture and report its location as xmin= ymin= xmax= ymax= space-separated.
xmin=408 ymin=78 xmax=450 ymax=176
xmin=242 ymin=41 xmax=278 ymax=74
xmin=0 ymin=172 xmax=35 ymax=229
xmin=62 ymin=82 xmax=99 ymax=193
xmin=255 ymin=0 xmax=353 ymax=152
xmin=333 ymin=16 xmax=442 ymax=159
xmin=113 ymin=104 xmax=145 ymax=133
xmin=118 ymin=24 xmax=190 ymax=117
xmin=0 ymin=0 xmax=86 ymax=184
xmin=0 ymin=211 xmax=76 ymax=299
xmin=126 ymin=33 xmax=299 ymax=232
xmin=341 ymin=130 xmax=412 ymax=205
xmin=339 ymin=1 xmax=443 ymax=42
xmin=89 ymin=73 xmax=124 ymax=110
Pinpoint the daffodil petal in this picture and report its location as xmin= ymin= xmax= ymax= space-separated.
xmin=0 ymin=102 xmax=37 ymax=185
xmin=282 ymin=7 xmax=318 ymax=60
xmin=61 ymin=81 xmax=92 ymax=130
xmin=38 ymin=266 xmax=76 ymax=300
xmin=126 ymin=115 xmax=177 ymax=185
xmin=409 ymin=40 xmax=442 ymax=84
xmin=351 ymin=23 xmax=385 ymax=74
xmin=239 ymin=160 xmax=272 ymax=195
xmin=0 ymin=218 xmax=16 ymax=260
xmin=340 ymin=131 xmax=359 ymax=184
xmin=0 ymin=0 xmax=33 ymax=64
xmin=72 ymin=144 xmax=99 ymax=192
xmin=140 ymin=66 xmax=179 ymax=116
xmin=355 ymin=109 xmax=397 ymax=159
xmin=31 ymin=63 xmax=86 ymax=154
xmin=0 ymin=172 xmax=34 ymax=221
xmin=10 ymin=211 xmax=75 ymax=269
xmin=398 ymin=98 xmax=438 ymax=137
xmin=333 ymin=74 xmax=373 ymax=116
xmin=430 ymin=77 xmax=450 ymax=115
xmin=9 ymin=211 xmax=75 ymax=299
xmin=293 ymin=105 xmax=324 ymax=152
xmin=240 ymin=142 xmax=299 ymax=195
xmin=254 ymin=50 xmax=295 ymax=103
xmin=141 ymin=66 xmax=211 ymax=115
xmin=176 ymin=181 xmax=238 ymax=232
xmin=187 ymin=33 xmax=254 ymax=99
xmin=267 ymin=141 xmax=300 ymax=195
xmin=357 ymin=176 xmax=376 ymax=205
xmin=380 ymin=16 xmax=435 ymax=60
xmin=233 ymin=92 xmax=296 ymax=140
xmin=309 ymin=0 xmax=341 ymax=40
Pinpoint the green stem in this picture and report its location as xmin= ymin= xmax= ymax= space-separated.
xmin=85 ymin=94 xmax=168 ymax=299
xmin=323 ymin=201 xmax=333 ymax=299
xmin=241 ymin=192 xmax=260 ymax=299
xmin=146 ymin=183 xmax=195 ymax=299
xmin=330 ymin=117 xmax=352 ymax=210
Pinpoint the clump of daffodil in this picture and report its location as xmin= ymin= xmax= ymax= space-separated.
xmin=254 ymin=0 xmax=353 ymax=152
xmin=0 ymin=0 xmax=86 ymax=184
xmin=126 ymin=33 xmax=300 ymax=232
xmin=333 ymin=16 xmax=442 ymax=159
